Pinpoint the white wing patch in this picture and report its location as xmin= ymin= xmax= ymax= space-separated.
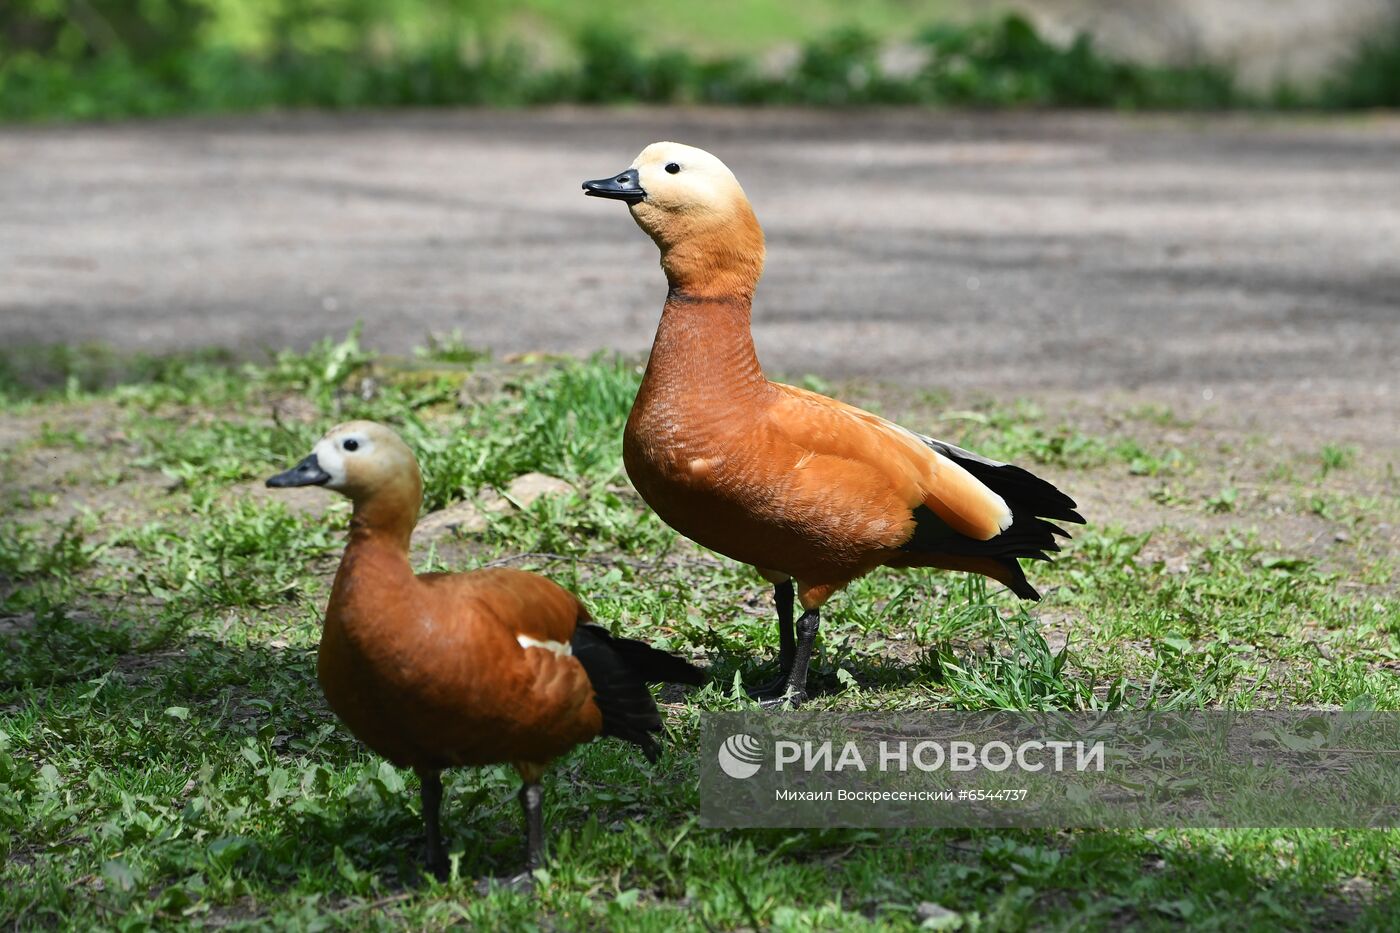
xmin=517 ymin=634 xmax=573 ymax=657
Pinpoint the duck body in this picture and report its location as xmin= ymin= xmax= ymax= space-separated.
xmin=624 ymin=295 xmax=905 ymax=596
xmin=625 ymin=290 xmax=1080 ymax=611
xmin=320 ymin=552 xmax=599 ymax=772
xmin=268 ymin=420 xmax=704 ymax=877
xmin=586 ymin=142 xmax=1083 ymax=704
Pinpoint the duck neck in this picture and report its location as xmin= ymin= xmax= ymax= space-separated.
xmin=653 ymin=198 xmax=765 ymax=304
xmin=342 ymin=482 xmax=419 ymax=565
xmin=641 ymin=206 xmax=769 ymax=403
xmin=641 ymin=288 xmax=767 ymax=402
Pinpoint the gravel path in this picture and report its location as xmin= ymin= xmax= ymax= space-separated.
xmin=2 ymin=107 xmax=1396 ymax=423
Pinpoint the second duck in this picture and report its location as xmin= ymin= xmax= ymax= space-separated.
xmin=266 ymin=420 xmax=705 ymax=879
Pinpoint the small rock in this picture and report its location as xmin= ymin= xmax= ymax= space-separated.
xmin=504 ymin=473 xmax=576 ymax=508
xmin=1339 ymin=875 xmax=1373 ymax=898
xmin=916 ymin=901 xmax=960 ymax=929
xmin=0 ymin=614 xmax=37 ymax=636
xmin=414 ymin=501 xmax=489 ymax=540
xmin=478 ymin=487 xmax=512 ymax=514
xmin=1334 ymin=531 xmax=1350 ymax=543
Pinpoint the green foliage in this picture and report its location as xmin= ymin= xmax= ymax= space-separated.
xmin=1322 ymin=16 xmax=1400 ymax=108
xmin=0 ymin=519 xmax=98 ymax=612
xmin=776 ymin=27 xmax=909 ymax=106
xmin=9 ymin=1 xmax=1400 ymax=120
xmin=915 ymin=15 xmax=1236 ymax=109
xmin=1319 ymin=443 xmax=1356 ymax=477
xmin=919 ymin=579 xmax=1093 ymax=711
xmin=557 ymin=24 xmax=710 ymax=104
xmin=0 ymin=4 xmax=1265 ymax=121
xmin=415 ymin=331 xmax=491 ymax=366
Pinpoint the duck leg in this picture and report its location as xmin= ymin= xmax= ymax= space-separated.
xmin=519 ymin=781 xmax=546 ymax=873
xmin=417 ymin=767 xmax=449 ymax=880
xmin=760 ymin=607 xmax=820 ymax=708
xmin=748 ymin=581 xmax=797 ymax=699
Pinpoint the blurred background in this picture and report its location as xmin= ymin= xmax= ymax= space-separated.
xmin=2 ymin=0 xmax=1398 ymax=119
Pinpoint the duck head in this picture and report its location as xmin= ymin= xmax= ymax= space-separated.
xmin=267 ymin=420 xmax=422 ymax=543
xmin=583 ymin=142 xmax=765 ymax=299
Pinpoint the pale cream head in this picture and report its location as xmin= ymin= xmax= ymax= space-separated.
xmin=584 ymin=141 xmax=765 ymax=296
xmin=626 ymin=142 xmax=751 ymax=230
xmin=266 ymin=421 xmax=423 ymax=547
xmin=311 ymin=421 xmax=420 ymax=501
xmin=268 ymin=420 xmax=421 ymax=504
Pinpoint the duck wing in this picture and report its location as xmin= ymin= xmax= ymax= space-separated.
xmin=767 ymin=383 xmax=1083 ymax=597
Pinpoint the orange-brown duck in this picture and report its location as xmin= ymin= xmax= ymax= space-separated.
xmin=267 ymin=421 xmax=704 ymax=877
xmin=584 ymin=143 xmax=1083 ymax=705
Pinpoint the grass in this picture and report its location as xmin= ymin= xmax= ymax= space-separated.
xmin=2 ymin=335 xmax=1398 ymax=929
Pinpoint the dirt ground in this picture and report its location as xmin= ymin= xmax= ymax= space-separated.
xmin=1 ymin=108 xmax=1397 ymax=445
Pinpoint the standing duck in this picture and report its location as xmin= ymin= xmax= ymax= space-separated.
xmin=266 ymin=421 xmax=705 ymax=878
xmin=583 ymin=143 xmax=1083 ymax=705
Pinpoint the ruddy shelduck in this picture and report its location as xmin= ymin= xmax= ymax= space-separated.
xmin=266 ymin=421 xmax=705 ymax=878
xmin=583 ymin=143 xmax=1083 ymax=705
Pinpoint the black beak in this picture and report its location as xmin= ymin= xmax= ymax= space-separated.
xmin=266 ymin=453 xmax=331 ymax=488
xmin=582 ymin=167 xmax=645 ymax=204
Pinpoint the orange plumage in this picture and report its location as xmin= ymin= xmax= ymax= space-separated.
xmin=586 ymin=143 xmax=1083 ymax=704
xmin=267 ymin=421 xmax=704 ymax=877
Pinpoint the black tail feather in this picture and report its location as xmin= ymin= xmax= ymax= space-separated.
xmin=602 ymin=634 xmax=708 ymax=687
xmin=570 ymin=624 xmax=706 ymax=763
xmin=995 ymin=557 xmax=1042 ymax=601
xmin=920 ymin=436 xmax=1086 ymax=527
xmin=902 ymin=434 xmax=1085 ymax=600
xmin=952 ymin=461 xmax=1085 ymax=527
xmin=904 ymin=505 xmax=1066 ymax=563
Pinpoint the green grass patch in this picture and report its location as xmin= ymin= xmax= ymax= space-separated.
xmin=2 ymin=336 xmax=1397 ymax=928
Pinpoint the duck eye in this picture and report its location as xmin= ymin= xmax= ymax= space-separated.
xmin=343 ymin=439 xmax=359 ymax=452
xmin=665 ymin=162 xmax=681 ymax=174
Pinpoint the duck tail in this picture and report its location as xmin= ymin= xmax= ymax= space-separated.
xmin=897 ymin=434 xmax=1085 ymax=601
xmin=570 ymin=623 xmax=706 ymax=762
xmin=920 ymin=436 xmax=1085 ymax=528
